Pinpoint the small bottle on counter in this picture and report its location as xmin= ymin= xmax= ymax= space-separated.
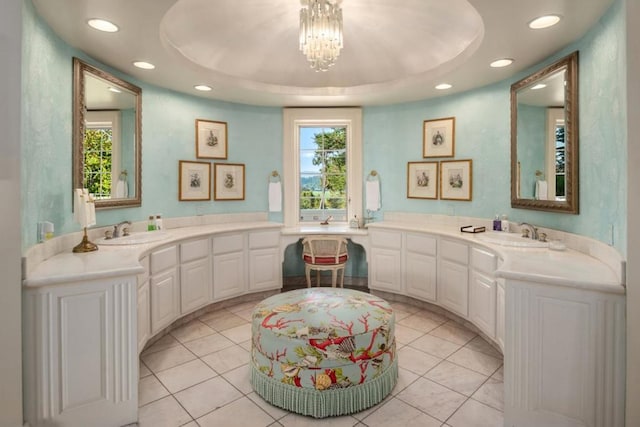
xmin=493 ymin=214 xmax=502 ymax=231
xmin=147 ymin=215 xmax=156 ymax=231
xmin=155 ymin=214 xmax=163 ymax=230
xmin=349 ymin=215 xmax=359 ymax=229
xmin=501 ymin=214 xmax=509 ymax=232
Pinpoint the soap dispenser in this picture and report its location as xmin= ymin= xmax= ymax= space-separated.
xmin=493 ymin=214 xmax=501 ymax=231
xmin=501 ymin=215 xmax=509 ymax=232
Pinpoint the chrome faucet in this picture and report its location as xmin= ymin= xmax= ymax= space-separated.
xmin=113 ymin=220 xmax=132 ymax=238
xmin=519 ymin=222 xmax=538 ymax=240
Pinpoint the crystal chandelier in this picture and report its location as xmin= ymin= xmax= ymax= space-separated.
xmin=299 ymin=0 xmax=344 ymax=72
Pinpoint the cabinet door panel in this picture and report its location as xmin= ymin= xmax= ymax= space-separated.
xmin=496 ymin=280 xmax=505 ymax=351
xmin=437 ymin=259 xmax=468 ymax=316
xmin=369 ymin=248 xmax=402 ymax=292
xmin=249 ymin=248 xmax=281 ymax=291
xmin=150 ymin=269 xmax=180 ymax=334
xmin=213 ymin=252 xmax=246 ymax=300
xmin=405 ymin=252 xmax=437 ymax=302
xmin=469 ymin=270 xmax=496 ymax=338
xmin=181 ymin=258 xmax=211 ymax=313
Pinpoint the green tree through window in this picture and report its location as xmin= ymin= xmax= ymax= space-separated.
xmin=300 ymin=127 xmax=347 ymax=220
xmin=83 ymin=127 xmax=113 ymax=198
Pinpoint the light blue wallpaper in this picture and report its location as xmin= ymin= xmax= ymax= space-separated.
xmin=21 ymin=0 xmax=626 ymax=255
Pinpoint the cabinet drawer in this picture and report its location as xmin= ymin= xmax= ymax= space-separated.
xmin=440 ymin=239 xmax=469 ymax=264
xmin=249 ymin=230 xmax=280 ymax=249
xmin=150 ymin=246 xmax=178 ymax=274
xmin=471 ymin=247 xmax=497 ymax=275
xmin=181 ymin=238 xmax=209 ymax=263
xmin=406 ymin=233 xmax=437 ymax=256
xmin=213 ymin=233 xmax=244 ymax=254
xmin=369 ymin=230 xmax=402 ymax=249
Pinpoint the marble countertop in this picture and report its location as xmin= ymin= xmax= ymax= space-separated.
xmin=24 ymin=219 xmax=624 ymax=295
xmin=367 ymin=221 xmax=624 ymax=294
xmin=24 ymin=221 xmax=283 ymax=288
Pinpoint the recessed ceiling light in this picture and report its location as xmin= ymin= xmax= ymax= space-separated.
xmin=531 ymin=83 xmax=547 ymax=90
xmin=108 ymin=87 xmax=122 ymax=93
xmin=490 ymin=58 xmax=514 ymax=68
xmin=87 ymin=19 xmax=119 ymax=33
xmin=133 ymin=61 xmax=155 ymax=70
xmin=194 ymin=85 xmax=212 ymax=91
xmin=528 ymin=15 xmax=561 ymax=29
xmin=435 ymin=83 xmax=452 ymax=90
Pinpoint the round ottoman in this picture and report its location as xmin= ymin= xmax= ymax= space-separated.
xmin=250 ymin=288 xmax=397 ymax=418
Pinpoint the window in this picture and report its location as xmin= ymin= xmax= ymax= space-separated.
xmin=546 ymin=108 xmax=565 ymax=201
xmin=283 ymin=108 xmax=362 ymax=227
xmin=84 ymin=111 xmax=121 ymax=199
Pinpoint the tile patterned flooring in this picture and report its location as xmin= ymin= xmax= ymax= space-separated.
xmin=138 ymin=299 xmax=504 ymax=427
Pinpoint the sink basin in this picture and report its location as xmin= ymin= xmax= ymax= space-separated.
xmin=96 ymin=231 xmax=171 ymax=246
xmin=476 ymin=232 xmax=549 ymax=248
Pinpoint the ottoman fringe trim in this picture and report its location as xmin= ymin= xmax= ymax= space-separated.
xmin=250 ymin=359 xmax=398 ymax=418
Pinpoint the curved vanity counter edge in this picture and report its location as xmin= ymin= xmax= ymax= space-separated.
xmin=366 ymin=222 xmax=625 ymax=294
xmin=23 ymin=221 xmax=284 ymax=288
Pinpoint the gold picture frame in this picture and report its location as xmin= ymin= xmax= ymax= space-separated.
xmin=196 ymin=119 xmax=228 ymax=159
xmin=423 ymin=116 xmax=455 ymax=158
xmin=407 ymin=161 xmax=438 ymax=199
xmin=440 ymin=159 xmax=472 ymax=201
xmin=179 ymin=160 xmax=211 ymax=201
xmin=214 ymin=163 xmax=245 ymax=201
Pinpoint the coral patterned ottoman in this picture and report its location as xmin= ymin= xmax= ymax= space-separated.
xmin=250 ymin=288 xmax=397 ymax=418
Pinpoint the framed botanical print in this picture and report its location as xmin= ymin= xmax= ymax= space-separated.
xmin=214 ymin=163 xmax=245 ymax=201
xmin=407 ymin=161 xmax=438 ymax=199
xmin=440 ymin=159 xmax=472 ymax=201
xmin=179 ymin=160 xmax=211 ymax=201
xmin=196 ymin=119 xmax=228 ymax=159
xmin=423 ymin=116 xmax=455 ymax=158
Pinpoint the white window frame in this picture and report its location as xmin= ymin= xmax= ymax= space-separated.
xmin=86 ymin=110 xmax=122 ymax=198
xmin=283 ymin=108 xmax=362 ymax=227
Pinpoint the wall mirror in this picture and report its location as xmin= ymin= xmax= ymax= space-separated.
xmin=511 ymin=51 xmax=578 ymax=214
xmin=73 ymin=57 xmax=142 ymax=209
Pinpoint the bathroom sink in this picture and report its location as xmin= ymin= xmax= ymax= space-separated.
xmin=97 ymin=231 xmax=171 ymax=246
xmin=476 ymin=232 xmax=549 ymax=248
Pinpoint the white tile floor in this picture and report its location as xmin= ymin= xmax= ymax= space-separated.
xmin=138 ymin=300 xmax=504 ymax=427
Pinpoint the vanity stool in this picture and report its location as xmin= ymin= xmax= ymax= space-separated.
xmin=250 ymin=288 xmax=397 ymax=418
xmin=301 ymin=236 xmax=349 ymax=288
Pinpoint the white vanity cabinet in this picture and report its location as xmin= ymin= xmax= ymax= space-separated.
xmin=505 ymin=279 xmax=626 ymax=427
xmin=150 ymin=245 xmax=180 ymax=335
xmin=249 ymin=230 xmax=282 ymax=291
xmin=437 ymin=238 xmax=469 ymax=317
xmin=368 ymin=229 xmax=402 ymax=293
xmin=137 ymin=256 xmax=151 ymax=353
xmin=469 ymin=246 xmax=498 ymax=339
xmin=212 ymin=232 xmax=247 ymax=300
xmin=23 ymin=276 xmax=138 ymax=427
xmin=180 ymin=238 xmax=211 ymax=313
xmin=404 ymin=232 xmax=437 ymax=302
xmin=495 ymin=278 xmax=505 ymax=351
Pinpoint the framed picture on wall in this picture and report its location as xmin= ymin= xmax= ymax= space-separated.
xmin=407 ymin=161 xmax=438 ymax=199
xmin=214 ymin=163 xmax=245 ymax=201
xmin=423 ymin=116 xmax=455 ymax=158
xmin=196 ymin=119 xmax=228 ymax=159
xmin=179 ymin=160 xmax=211 ymax=201
xmin=440 ymin=159 xmax=472 ymax=201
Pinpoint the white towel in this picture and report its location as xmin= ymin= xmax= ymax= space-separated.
xmin=535 ymin=180 xmax=548 ymax=200
xmin=366 ymin=180 xmax=381 ymax=212
xmin=74 ymin=189 xmax=96 ymax=228
xmin=268 ymin=182 xmax=282 ymax=212
xmin=114 ymin=178 xmax=128 ymax=198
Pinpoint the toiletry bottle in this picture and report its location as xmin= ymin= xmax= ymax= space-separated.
xmin=493 ymin=215 xmax=501 ymax=231
xmin=349 ymin=215 xmax=358 ymax=229
xmin=155 ymin=214 xmax=163 ymax=230
xmin=501 ymin=215 xmax=509 ymax=232
xmin=147 ymin=215 xmax=156 ymax=231
xmin=43 ymin=221 xmax=54 ymax=240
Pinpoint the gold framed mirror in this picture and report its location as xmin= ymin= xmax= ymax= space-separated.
xmin=73 ymin=57 xmax=142 ymax=209
xmin=510 ymin=51 xmax=578 ymax=214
